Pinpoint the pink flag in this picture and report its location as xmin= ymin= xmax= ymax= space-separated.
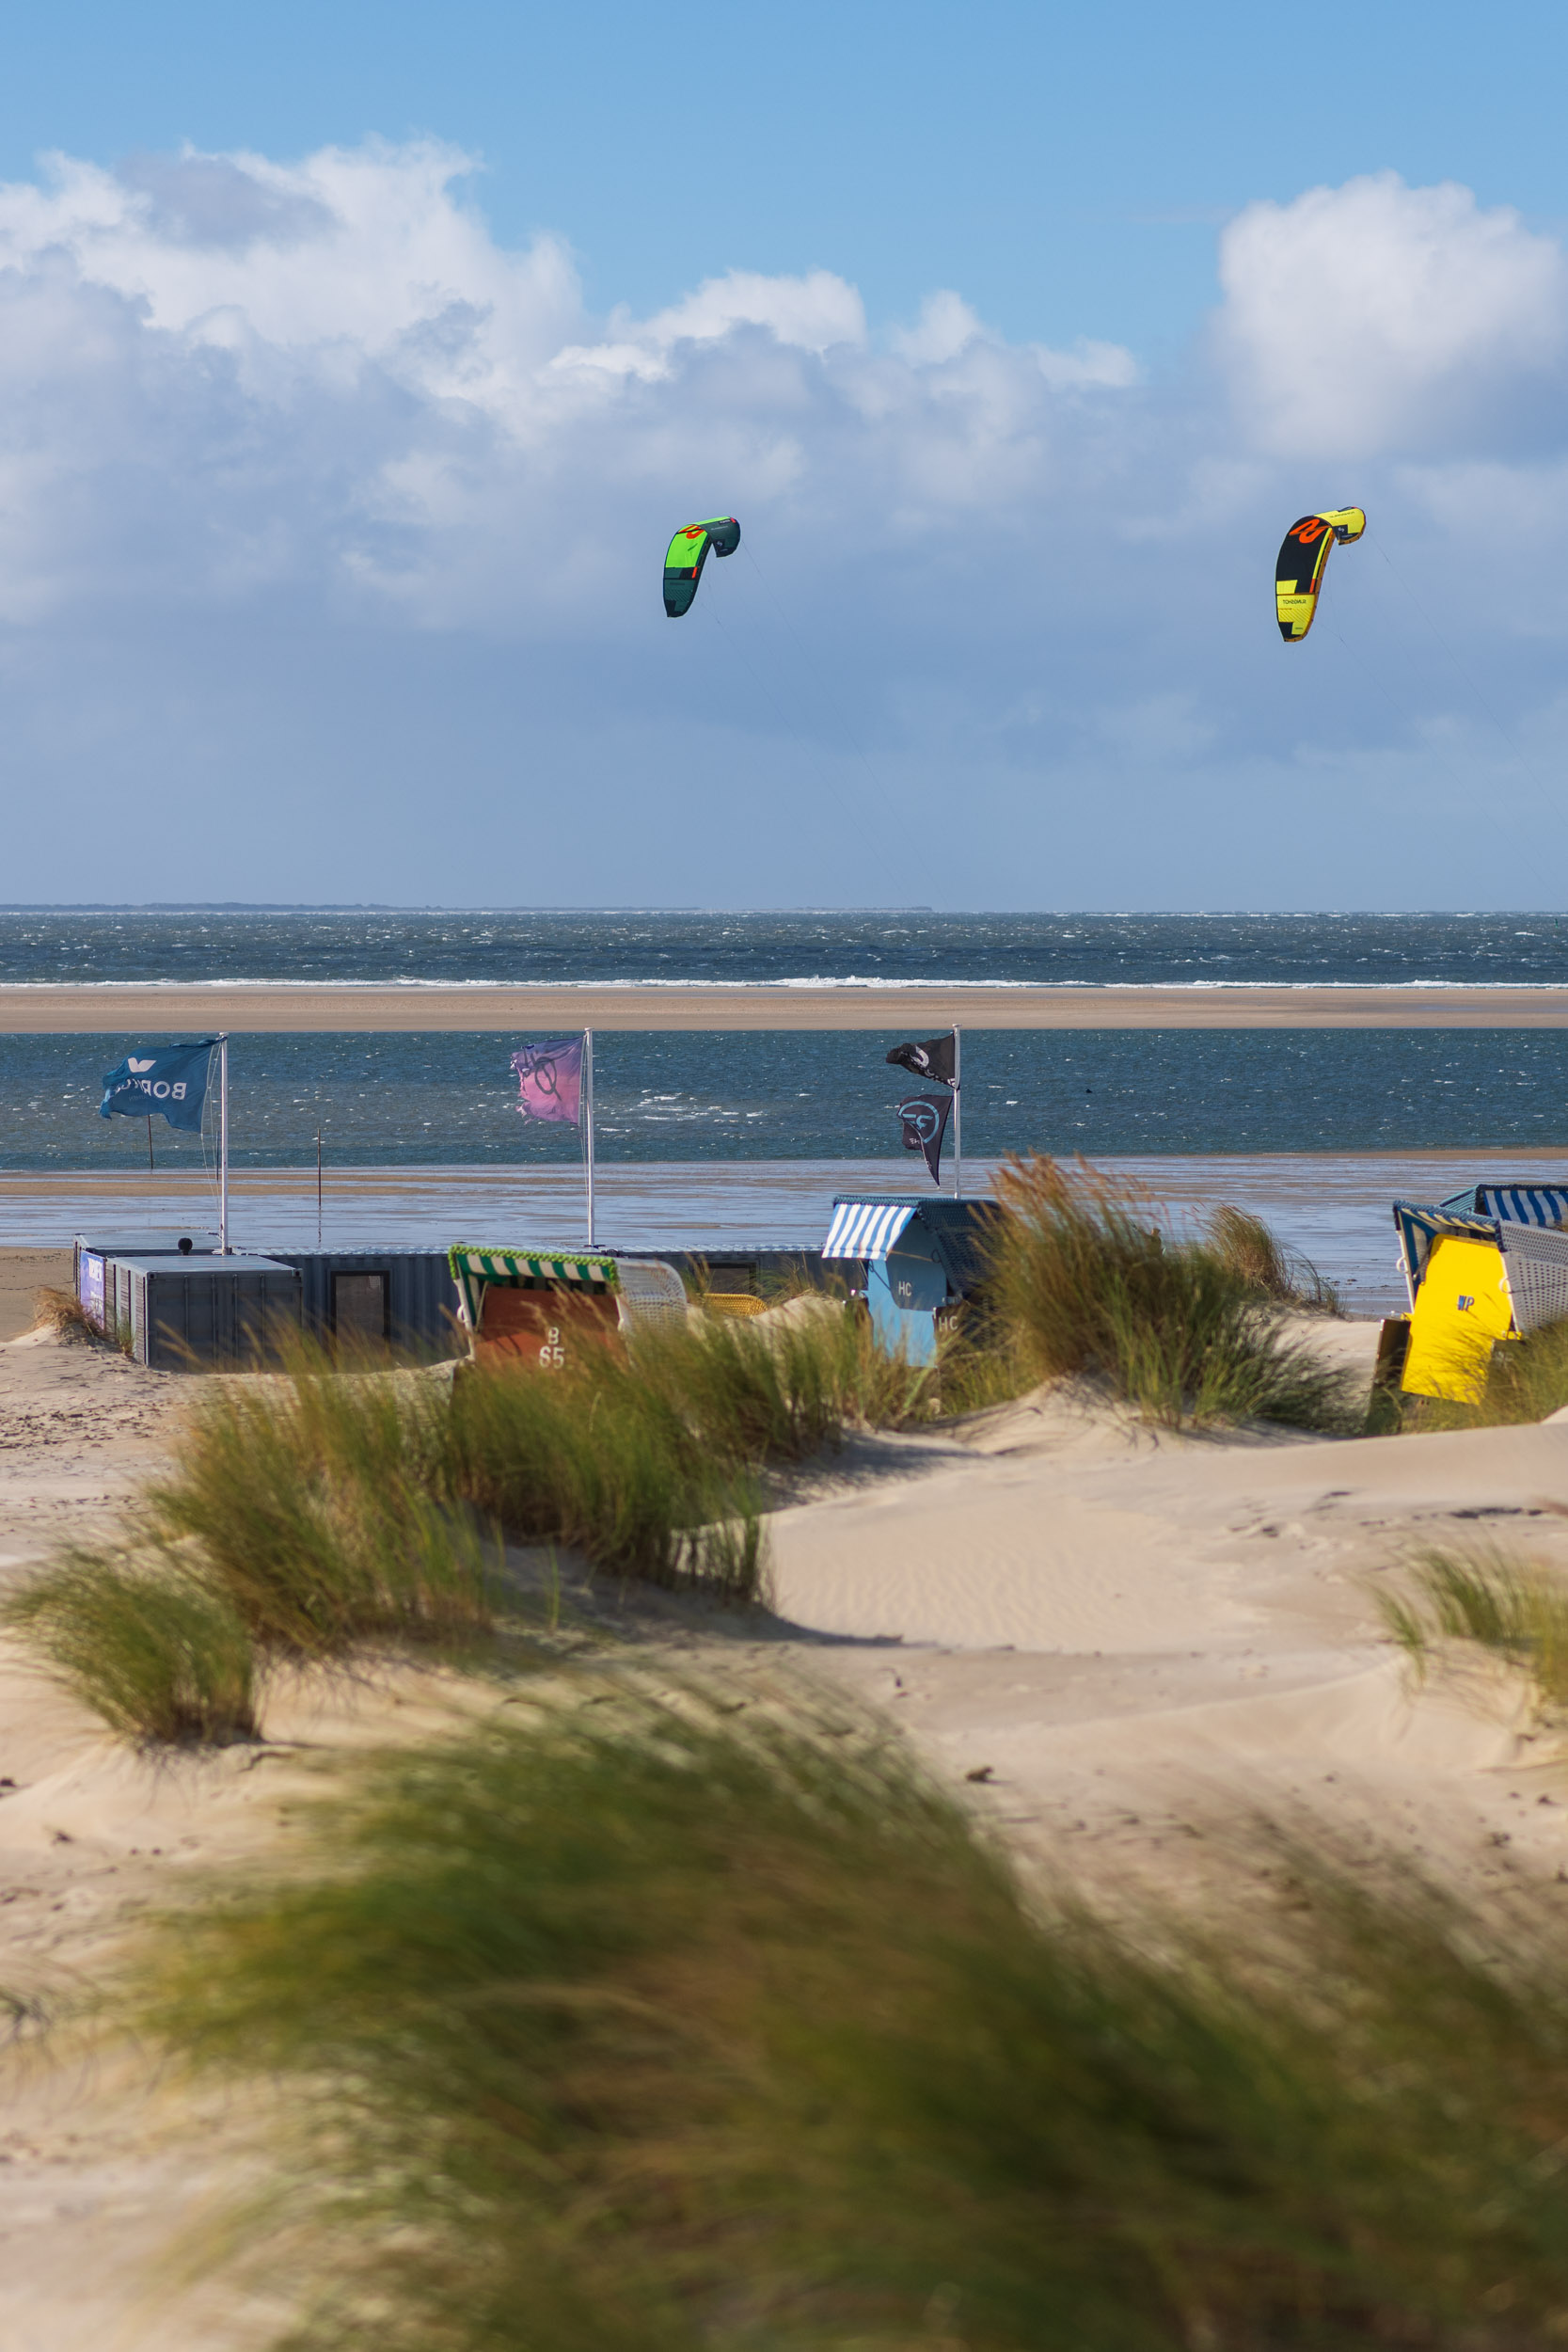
xmin=512 ymin=1036 xmax=583 ymax=1126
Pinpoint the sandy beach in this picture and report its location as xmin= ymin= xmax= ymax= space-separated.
xmin=5 ymin=1281 xmax=1568 ymax=2343
xmin=6 ymin=981 xmax=1568 ymax=1030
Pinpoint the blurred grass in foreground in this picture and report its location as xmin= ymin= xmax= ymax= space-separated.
xmin=133 ymin=1676 xmax=1568 ymax=2352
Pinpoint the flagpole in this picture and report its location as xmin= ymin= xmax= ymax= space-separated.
xmin=583 ymin=1028 xmax=595 ymax=1248
xmin=217 ymin=1033 xmax=230 ymax=1254
xmin=952 ymin=1025 xmax=962 ymax=1199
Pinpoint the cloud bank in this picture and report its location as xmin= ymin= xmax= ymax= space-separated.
xmin=0 ymin=145 xmax=1564 ymax=905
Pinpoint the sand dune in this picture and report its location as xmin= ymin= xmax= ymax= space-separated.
xmin=5 ymin=1309 xmax=1568 ymax=2344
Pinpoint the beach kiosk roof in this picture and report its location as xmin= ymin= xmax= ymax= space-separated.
xmin=822 ymin=1200 xmax=919 ymax=1261
xmin=821 ymin=1194 xmax=994 ymax=1295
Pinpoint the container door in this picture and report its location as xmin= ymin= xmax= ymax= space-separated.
xmin=333 ymin=1271 xmax=388 ymax=1353
xmin=144 ymin=1270 xmax=199 ymax=1372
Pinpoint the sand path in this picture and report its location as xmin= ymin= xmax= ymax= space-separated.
xmin=770 ymin=1377 xmax=1567 ymax=1906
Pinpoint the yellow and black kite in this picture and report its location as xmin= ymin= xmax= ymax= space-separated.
xmin=1275 ymin=507 xmax=1366 ymax=643
xmin=663 ymin=516 xmax=741 ymax=617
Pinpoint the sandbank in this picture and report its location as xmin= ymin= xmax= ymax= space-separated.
xmin=5 ymin=980 xmax=1568 ymax=1030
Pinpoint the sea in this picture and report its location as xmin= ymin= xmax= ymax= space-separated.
xmin=3 ymin=908 xmax=1567 ymax=1311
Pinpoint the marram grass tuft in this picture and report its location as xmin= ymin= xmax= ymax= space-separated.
xmin=1380 ymin=1544 xmax=1568 ymax=1713
xmin=982 ymin=1155 xmax=1355 ymax=1431
xmin=0 ymin=1553 xmax=260 ymax=1745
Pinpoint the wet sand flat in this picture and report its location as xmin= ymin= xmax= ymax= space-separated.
xmin=2 ymin=1148 xmax=1566 ymax=1312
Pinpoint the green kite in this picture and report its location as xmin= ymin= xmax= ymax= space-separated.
xmin=662 ymin=515 xmax=741 ymax=617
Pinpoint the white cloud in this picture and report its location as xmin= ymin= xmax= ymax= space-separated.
xmin=640 ymin=266 xmax=867 ymax=355
xmin=1 ymin=143 xmax=1567 ymax=902
xmin=553 ymin=266 xmax=867 ymax=381
xmin=0 ymin=140 xmax=1148 ymax=631
xmin=0 ymin=140 xmax=579 ymax=364
xmin=1036 ymin=339 xmax=1138 ymax=392
xmin=1218 ymin=172 xmax=1568 ymax=460
xmin=893 ymin=290 xmax=980 ymax=364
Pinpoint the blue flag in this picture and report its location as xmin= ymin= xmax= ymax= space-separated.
xmin=99 ymin=1040 xmax=215 ymax=1134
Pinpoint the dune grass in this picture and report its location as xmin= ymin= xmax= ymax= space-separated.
xmin=5 ymin=1308 xmax=915 ymax=1740
xmin=983 ymin=1156 xmax=1355 ymax=1431
xmin=0 ymin=1554 xmax=260 ymax=1744
xmin=1207 ymin=1202 xmax=1341 ymax=1314
xmin=1474 ymin=1318 xmax=1568 ymax=1422
xmin=2 ymin=1216 xmax=1354 ymax=1754
xmin=637 ymin=1296 xmax=942 ymax=1454
xmin=144 ymin=1363 xmax=499 ymax=1659
xmin=5 ymin=1301 xmax=941 ymax=1740
xmin=444 ymin=1350 xmax=765 ymax=1597
xmin=28 ymin=1284 xmax=97 ymax=1339
xmin=132 ymin=1675 xmax=1568 ymax=2351
xmin=0 ymin=1354 xmax=503 ymax=1743
xmin=441 ymin=1301 xmax=963 ymax=1595
xmin=1380 ymin=1545 xmax=1568 ymax=1712
xmin=1402 ymin=1315 xmax=1568 ymax=1431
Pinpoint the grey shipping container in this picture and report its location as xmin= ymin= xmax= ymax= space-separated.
xmin=262 ymin=1248 xmax=465 ymax=1361
xmin=75 ymin=1230 xmax=222 ymax=1328
xmin=110 ymin=1255 xmax=301 ymax=1372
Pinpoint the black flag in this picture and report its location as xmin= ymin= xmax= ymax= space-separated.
xmin=886 ymin=1031 xmax=956 ymax=1088
xmin=897 ymin=1092 xmax=951 ymax=1186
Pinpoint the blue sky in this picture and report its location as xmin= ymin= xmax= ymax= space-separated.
xmin=8 ymin=1 xmax=1568 ymax=350
xmin=1 ymin=1 xmax=1567 ymax=907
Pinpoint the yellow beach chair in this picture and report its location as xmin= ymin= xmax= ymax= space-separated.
xmin=1389 ymin=1200 xmax=1568 ymax=1402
